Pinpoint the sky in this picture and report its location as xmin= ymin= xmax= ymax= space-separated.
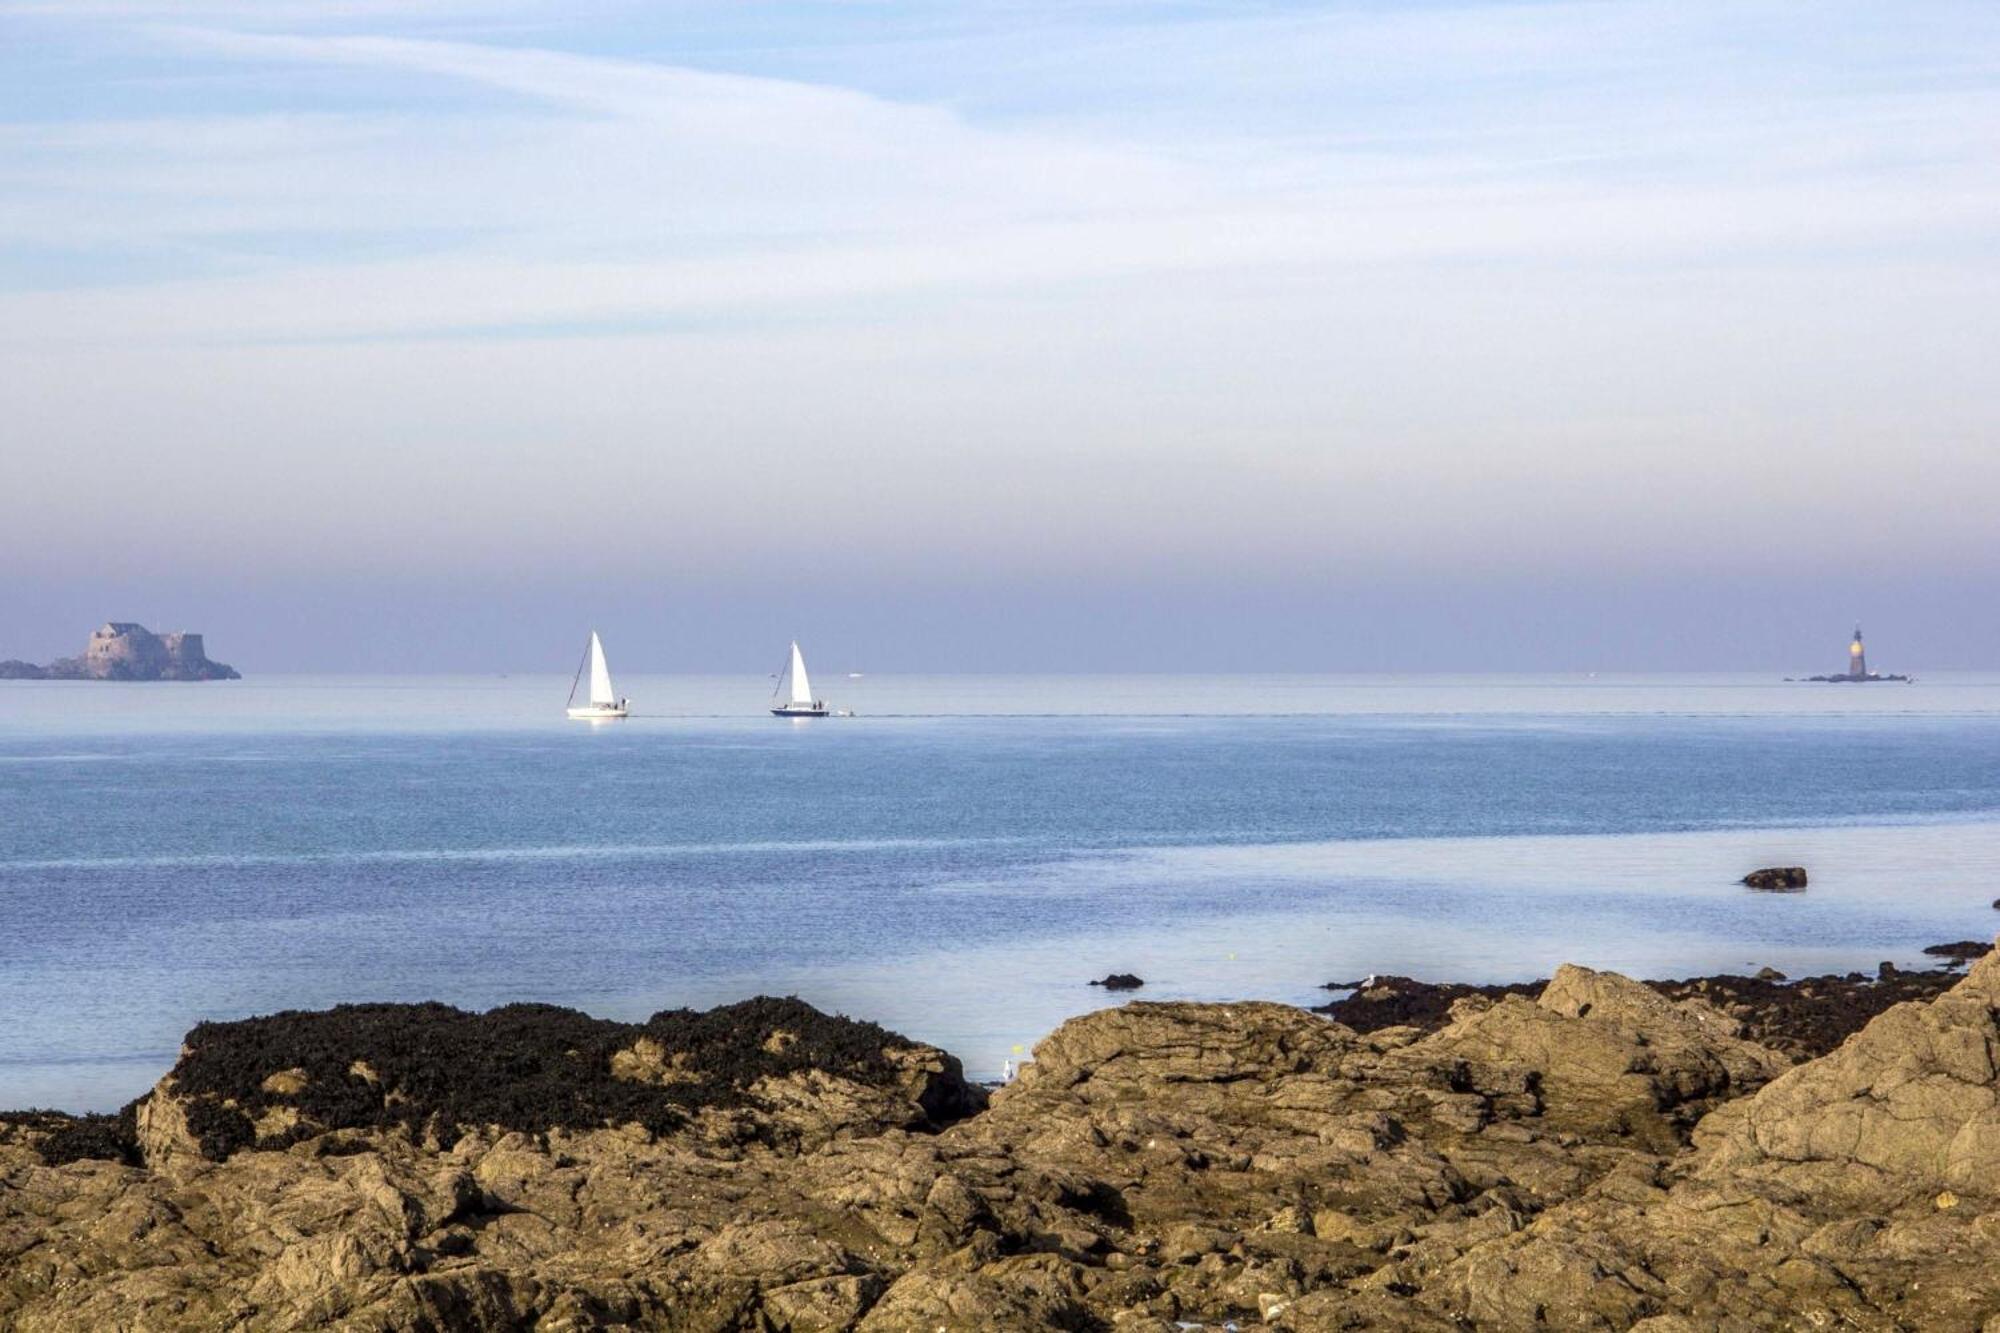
xmin=2 ymin=0 xmax=1997 ymax=672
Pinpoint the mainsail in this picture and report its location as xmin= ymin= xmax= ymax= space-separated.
xmin=588 ymin=632 xmax=616 ymax=707
xmin=786 ymin=641 xmax=813 ymax=706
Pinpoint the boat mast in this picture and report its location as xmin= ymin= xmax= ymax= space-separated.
xmin=771 ymin=646 xmax=792 ymax=701
xmin=566 ymin=636 xmax=591 ymax=708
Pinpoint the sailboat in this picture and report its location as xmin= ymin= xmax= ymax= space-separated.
xmin=770 ymin=640 xmax=829 ymax=717
xmin=565 ymin=631 xmax=630 ymax=719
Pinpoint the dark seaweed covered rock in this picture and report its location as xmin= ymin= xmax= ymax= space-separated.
xmin=1922 ymin=939 xmax=1994 ymax=963
xmin=1741 ymin=865 xmax=1808 ymax=890
xmin=1646 ymin=967 xmax=1959 ymax=1060
xmin=1313 ymin=974 xmax=1546 ymax=1033
xmin=1313 ymin=966 xmax=1965 ymax=1061
xmin=0 ymin=1109 xmax=140 ymax=1167
xmin=138 ymin=995 xmax=980 ymax=1163
xmin=1088 ymin=973 xmax=1144 ymax=990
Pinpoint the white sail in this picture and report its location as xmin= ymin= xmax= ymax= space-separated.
xmin=588 ymin=632 xmax=616 ymax=707
xmin=788 ymin=641 xmax=813 ymax=706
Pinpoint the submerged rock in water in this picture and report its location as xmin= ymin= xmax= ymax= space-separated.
xmin=1922 ymin=939 xmax=1994 ymax=963
xmin=1741 ymin=865 xmax=1808 ymax=891
xmin=1089 ymin=973 xmax=1145 ymax=990
xmin=9 ymin=943 xmax=2000 ymax=1331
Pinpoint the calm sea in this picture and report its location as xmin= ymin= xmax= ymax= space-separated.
xmin=5 ymin=673 xmax=2000 ymax=1111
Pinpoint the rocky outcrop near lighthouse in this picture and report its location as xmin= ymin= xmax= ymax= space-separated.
xmin=0 ymin=622 xmax=239 ymax=680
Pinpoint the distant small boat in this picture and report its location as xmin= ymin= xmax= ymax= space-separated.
xmin=771 ymin=640 xmax=829 ymax=717
xmin=565 ymin=631 xmax=629 ymax=719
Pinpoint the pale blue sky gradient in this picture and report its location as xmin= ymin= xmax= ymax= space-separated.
xmin=3 ymin=1 xmax=1997 ymax=671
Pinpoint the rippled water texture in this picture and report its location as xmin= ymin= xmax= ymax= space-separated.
xmin=4 ymin=673 xmax=1999 ymax=1110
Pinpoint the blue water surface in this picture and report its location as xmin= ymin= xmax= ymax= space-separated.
xmin=4 ymin=672 xmax=1999 ymax=1109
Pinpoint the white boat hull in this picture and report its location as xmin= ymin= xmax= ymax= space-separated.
xmin=567 ymin=705 xmax=629 ymax=719
xmin=771 ymin=705 xmax=828 ymax=717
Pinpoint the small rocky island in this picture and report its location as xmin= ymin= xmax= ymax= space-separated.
xmin=0 ymin=622 xmax=239 ymax=681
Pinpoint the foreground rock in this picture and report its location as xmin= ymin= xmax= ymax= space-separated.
xmin=0 ymin=622 xmax=240 ymax=681
xmin=1457 ymin=948 xmax=2000 ymax=1330
xmin=1740 ymin=865 xmax=1808 ymax=890
xmin=8 ymin=954 xmax=2000 ymax=1329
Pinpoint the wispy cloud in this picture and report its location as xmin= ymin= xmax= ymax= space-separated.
xmin=2 ymin=1 xmax=1998 ymax=600
xmin=9 ymin=13 xmax=1998 ymax=337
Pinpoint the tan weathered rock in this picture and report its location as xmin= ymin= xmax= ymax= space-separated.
xmin=130 ymin=1079 xmax=202 ymax=1174
xmin=10 ymin=953 xmax=2000 ymax=1330
xmin=1697 ymin=946 xmax=2000 ymax=1207
xmin=1420 ymin=964 xmax=1789 ymax=1149
xmin=857 ymin=1254 xmax=1093 ymax=1331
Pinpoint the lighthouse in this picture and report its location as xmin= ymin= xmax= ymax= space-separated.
xmin=1800 ymin=626 xmax=1907 ymax=682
